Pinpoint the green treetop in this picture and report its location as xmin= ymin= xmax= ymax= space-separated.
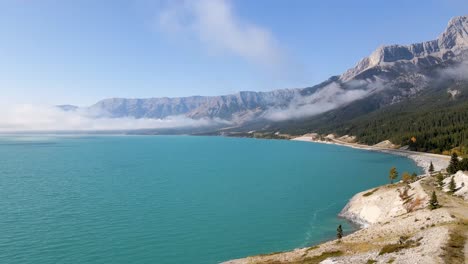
xmin=447 ymin=153 xmax=459 ymax=174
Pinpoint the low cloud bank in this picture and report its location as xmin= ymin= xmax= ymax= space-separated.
xmin=438 ymin=61 xmax=468 ymax=81
xmin=263 ymin=80 xmax=381 ymax=121
xmin=0 ymin=78 xmax=390 ymax=131
xmin=0 ymin=104 xmax=226 ymax=132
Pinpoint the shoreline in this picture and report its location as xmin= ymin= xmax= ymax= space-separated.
xmin=224 ymin=172 xmax=468 ymax=264
xmin=223 ymin=135 xmax=459 ymax=264
xmin=290 ymin=135 xmax=450 ymax=174
xmin=290 ymin=135 xmax=446 ymax=233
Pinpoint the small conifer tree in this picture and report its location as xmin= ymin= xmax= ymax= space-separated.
xmin=336 ymin=224 xmax=343 ymax=240
xmin=449 ymin=176 xmax=456 ymax=194
xmin=447 ymin=153 xmax=459 ymax=174
xmin=389 ymin=167 xmax=398 ymax=184
xmin=429 ymin=191 xmax=440 ymax=210
xmin=436 ymin=172 xmax=444 ymax=189
xmin=428 ymin=162 xmax=434 ymax=174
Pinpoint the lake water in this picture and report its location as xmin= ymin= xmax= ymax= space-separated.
xmin=0 ymin=135 xmax=422 ymax=263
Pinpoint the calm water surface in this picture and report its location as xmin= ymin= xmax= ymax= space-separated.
xmin=0 ymin=135 xmax=422 ymax=263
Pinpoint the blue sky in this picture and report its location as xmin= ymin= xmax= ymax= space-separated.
xmin=1 ymin=0 xmax=467 ymax=106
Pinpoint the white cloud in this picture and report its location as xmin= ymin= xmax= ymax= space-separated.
xmin=263 ymin=81 xmax=381 ymax=121
xmin=157 ymin=0 xmax=284 ymax=67
xmin=0 ymin=104 xmax=225 ymax=132
xmin=438 ymin=62 xmax=468 ymax=81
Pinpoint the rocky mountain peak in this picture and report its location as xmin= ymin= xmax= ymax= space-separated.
xmin=340 ymin=15 xmax=468 ymax=82
xmin=439 ymin=15 xmax=468 ymax=50
xmin=446 ymin=15 xmax=468 ymax=32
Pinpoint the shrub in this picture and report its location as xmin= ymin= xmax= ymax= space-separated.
xmin=363 ymin=188 xmax=379 ymax=197
xmin=302 ymin=251 xmax=343 ymax=264
xmin=379 ymin=238 xmax=421 ymax=255
xmin=336 ymin=225 xmax=343 ymax=240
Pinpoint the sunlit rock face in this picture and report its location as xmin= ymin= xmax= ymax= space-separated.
xmin=341 ymin=16 xmax=468 ymax=82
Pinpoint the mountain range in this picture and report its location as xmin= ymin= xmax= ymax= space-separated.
xmin=61 ymin=16 xmax=468 ymax=152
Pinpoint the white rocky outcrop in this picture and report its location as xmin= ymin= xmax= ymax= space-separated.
xmin=373 ymin=140 xmax=398 ymax=149
xmin=447 ymin=88 xmax=461 ymax=99
xmin=337 ymin=135 xmax=356 ymax=143
xmin=339 ymin=181 xmax=428 ymax=226
xmin=291 ymin=133 xmax=320 ymax=142
xmin=443 ymin=170 xmax=468 ymax=200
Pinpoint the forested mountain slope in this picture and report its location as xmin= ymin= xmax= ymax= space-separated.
xmin=265 ymin=79 xmax=468 ymax=153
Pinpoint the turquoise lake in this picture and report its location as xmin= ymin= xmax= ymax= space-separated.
xmin=0 ymin=135 xmax=422 ymax=263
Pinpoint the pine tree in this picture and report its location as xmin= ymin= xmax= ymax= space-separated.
xmin=389 ymin=167 xmax=398 ymax=184
xmin=336 ymin=224 xmax=343 ymax=240
xmin=447 ymin=153 xmax=459 ymax=174
xmin=429 ymin=191 xmax=440 ymax=210
xmin=436 ymin=172 xmax=444 ymax=189
xmin=449 ymin=176 xmax=456 ymax=194
xmin=428 ymin=162 xmax=434 ymax=174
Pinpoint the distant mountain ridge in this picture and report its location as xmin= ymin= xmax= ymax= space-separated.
xmin=89 ymin=89 xmax=300 ymax=120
